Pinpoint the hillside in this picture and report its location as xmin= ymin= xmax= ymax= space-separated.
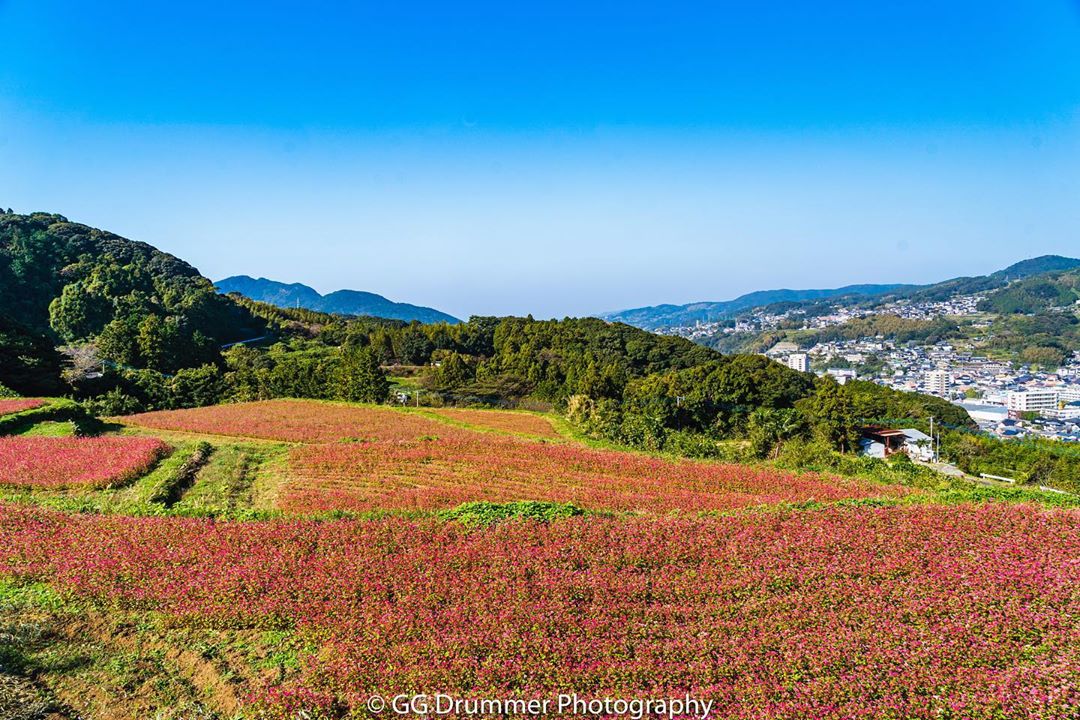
xmin=991 ymin=254 xmax=1080 ymax=281
xmin=603 ymin=255 xmax=1080 ymax=332
xmin=216 ymin=275 xmax=460 ymax=324
xmin=601 ymin=284 xmax=911 ymax=330
xmin=0 ymin=211 xmax=264 ymax=393
xmin=979 ymin=268 xmax=1080 ymax=314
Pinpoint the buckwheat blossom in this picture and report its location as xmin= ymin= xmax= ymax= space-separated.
xmin=281 ymin=436 xmax=908 ymax=514
xmin=1 ymin=502 xmax=1076 ymax=719
xmin=122 ymin=400 xmax=905 ymax=514
xmin=123 ymin=400 xmax=449 ymax=443
xmin=0 ymin=436 xmax=170 ymax=489
xmin=0 ymin=398 xmax=47 ymax=417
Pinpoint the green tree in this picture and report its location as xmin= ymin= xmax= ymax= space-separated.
xmin=802 ymin=380 xmax=861 ymax=453
xmin=169 ymin=364 xmax=227 ymax=408
xmin=746 ymin=407 xmax=806 ymax=459
xmin=97 ymin=318 xmax=140 ymax=366
xmin=48 ymin=282 xmax=111 ymax=341
xmin=223 ymin=345 xmax=272 ymax=401
xmin=431 ymin=351 xmax=473 ymax=391
xmin=137 ymin=314 xmax=168 ymax=371
xmin=336 ymin=347 xmax=389 ymax=403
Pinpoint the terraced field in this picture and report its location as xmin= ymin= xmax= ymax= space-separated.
xmin=123 ymin=400 xmax=906 ymax=515
xmin=1 ymin=399 xmax=1078 ymax=719
xmin=0 ymin=398 xmax=47 ymax=417
xmin=2 ymin=502 xmax=1078 ymax=719
xmin=123 ymin=399 xmax=446 ymax=443
xmin=0 ymin=436 xmax=170 ymax=489
xmin=280 ymin=432 xmax=906 ymax=513
xmin=422 ymin=407 xmax=560 ymax=437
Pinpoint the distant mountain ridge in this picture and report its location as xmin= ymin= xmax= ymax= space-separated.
xmin=601 ymin=284 xmax=913 ymax=330
xmin=216 ymin=276 xmax=460 ymax=324
xmin=601 ymin=255 xmax=1080 ymax=331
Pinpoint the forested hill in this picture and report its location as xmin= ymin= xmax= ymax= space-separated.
xmin=0 ymin=210 xmax=264 ymax=393
xmin=979 ymin=267 xmax=1080 ymax=315
xmin=991 ymin=255 xmax=1080 ymax=282
xmin=216 ymin=275 xmax=460 ymax=324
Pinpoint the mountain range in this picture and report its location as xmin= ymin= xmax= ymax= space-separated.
xmin=601 ymin=284 xmax=915 ymax=331
xmin=215 ymin=276 xmax=460 ymax=324
xmin=602 ymin=255 xmax=1080 ymax=331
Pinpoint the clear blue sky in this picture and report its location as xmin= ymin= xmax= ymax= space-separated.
xmin=1 ymin=1 xmax=1078 ymax=319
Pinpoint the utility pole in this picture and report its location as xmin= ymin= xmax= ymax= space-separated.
xmin=929 ymin=415 xmax=935 ymax=462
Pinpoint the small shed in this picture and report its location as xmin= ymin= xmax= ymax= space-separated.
xmin=860 ymin=427 xmax=933 ymax=461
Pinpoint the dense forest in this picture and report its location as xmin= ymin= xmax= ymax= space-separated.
xmin=0 ymin=211 xmax=264 ymax=394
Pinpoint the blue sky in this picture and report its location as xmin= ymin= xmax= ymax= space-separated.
xmin=1 ymin=1 xmax=1079 ymax=319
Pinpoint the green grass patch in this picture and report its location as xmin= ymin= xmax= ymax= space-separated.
xmin=147 ymin=442 xmax=214 ymax=507
xmin=439 ymin=500 xmax=586 ymax=526
xmin=0 ymin=399 xmax=80 ymax=436
xmin=15 ymin=420 xmax=77 ymax=437
xmin=0 ymin=577 xmax=66 ymax=614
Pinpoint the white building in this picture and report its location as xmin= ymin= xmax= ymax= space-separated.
xmin=1056 ymin=403 xmax=1080 ymax=420
xmin=1007 ymin=390 xmax=1059 ymax=415
xmin=786 ymin=353 xmax=810 ymax=373
xmin=826 ymin=368 xmax=857 ymax=385
xmin=956 ymin=402 xmax=1009 ymax=425
xmin=899 ymin=428 xmax=935 ymax=462
xmin=1059 ymin=386 xmax=1080 ymax=404
xmin=768 ymin=341 xmax=800 ymax=356
xmin=860 ymin=428 xmax=935 ymax=462
xmin=925 ymin=369 xmax=952 ymax=397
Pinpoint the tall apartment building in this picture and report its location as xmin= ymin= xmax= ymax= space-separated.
xmin=924 ymin=369 xmax=951 ymax=397
xmin=786 ymin=353 xmax=810 ymax=373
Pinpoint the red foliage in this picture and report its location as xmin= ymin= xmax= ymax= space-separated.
xmin=1 ymin=502 xmax=1077 ymax=719
xmin=281 ymin=435 xmax=908 ymax=514
xmin=0 ymin=399 xmax=46 ymax=417
xmin=123 ymin=400 xmax=447 ymax=443
xmin=0 ymin=436 xmax=170 ymax=489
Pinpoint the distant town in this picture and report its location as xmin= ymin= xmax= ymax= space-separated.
xmin=659 ymin=292 xmax=1080 ymax=443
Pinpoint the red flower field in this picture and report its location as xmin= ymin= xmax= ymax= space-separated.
xmin=425 ymin=407 xmax=561 ymax=437
xmin=1 ymin=501 xmax=1076 ymax=719
xmin=0 ymin=398 xmax=47 ymax=417
xmin=123 ymin=399 xmax=449 ymax=443
xmin=123 ymin=400 xmax=905 ymax=514
xmin=280 ymin=434 xmax=908 ymax=513
xmin=0 ymin=436 xmax=170 ymax=489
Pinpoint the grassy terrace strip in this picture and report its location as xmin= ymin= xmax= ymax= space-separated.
xmin=0 ymin=398 xmax=87 ymax=435
xmin=146 ymin=441 xmax=214 ymax=507
xmin=422 ymin=407 xmax=561 ymax=437
xmin=280 ymin=434 xmax=911 ymax=514
xmin=122 ymin=399 xmax=453 ymax=443
xmin=0 ymin=398 xmax=47 ymax=417
xmin=0 ymin=502 xmax=1077 ymax=719
xmin=0 ymin=436 xmax=171 ymax=490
